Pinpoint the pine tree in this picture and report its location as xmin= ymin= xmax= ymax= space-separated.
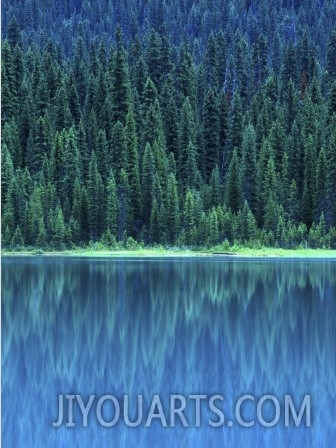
xmin=177 ymin=44 xmax=196 ymax=106
xmin=106 ymin=170 xmax=118 ymax=237
xmin=281 ymin=41 xmax=298 ymax=87
xmin=326 ymin=31 xmax=336 ymax=82
xmin=54 ymin=83 xmax=72 ymax=131
xmin=218 ymin=91 xmax=229 ymax=169
xmin=111 ymin=27 xmax=131 ymax=125
xmin=27 ymin=185 xmax=44 ymax=245
xmin=36 ymin=217 xmax=47 ymax=248
xmin=80 ymin=186 xmax=90 ymax=243
xmin=326 ymin=127 xmax=336 ymax=226
xmin=233 ymin=31 xmax=250 ymax=104
xmin=209 ymin=165 xmax=222 ymax=207
xmin=264 ymin=193 xmax=278 ymax=234
xmin=315 ymin=147 xmax=328 ymax=221
xmin=328 ymin=82 xmax=336 ymax=116
xmin=301 ymin=135 xmax=316 ymax=228
xmin=71 ymin=178 xmax=82 ymax=245
xmin=150 ymin=199 xmax=161 ymax=244
xmin=145 ymin=29 xmax=163 ymax=89
xmin=185 ymin=141 xmax=201 ymax=191
xmin=7 ymin=16 xmax=22 ymax=48
xmin=52 ymin=205 xmax=66 ymax=249
xmin=118 ymin=168 xmax=131 ymax=240
xmin=1 ymin=143 xmax=14 ymax=200
xmin=141 ymin=143 xmax=155 ymax=223
xmin=204 ymin=32 xmax=219 ymax=88
xmin=228 ymin=92 xmax=243 ymax=159
xmin=184 ymin=189 xmax=196 ymax=246
xmin=88 ymin=152 xmax=104 ymax=241
xmin=1 ymin=40 xmax=17 ymax=120
xmin=125 ymin=107 xmax=142 ymax=230
xmin=161 ymin=75 xmax=179 ymax=161
xmin=143 ymin=98 xmax=164 ymax=147
xmin=11 ymin=225 xmax=24 ymax=248
xmin=178 ymin=97 xmax=196 ymax=181
xmin=208 ymin=208 xmax=219 ymax=246
xmin=241 ymin=124 xmax=257 ymax=215
xmin=203 ymin=88 xmax=220 ymax=179
xmin=252 ymin=33 xmax=268 ymax=88
xmin=225 ymin=149 xmax=242 ymax=213
xmin=288 ymin=179 xmax=300 ymax=223
xmin=63 ymin=126 xmax=81 ymax=206
xmin=2 ymin=118 xmax=22 ymax=170
xmin=166 ymin=174 xmax=180 ymax=244
xmin=110 ymin=121 xmax=127 ymax=178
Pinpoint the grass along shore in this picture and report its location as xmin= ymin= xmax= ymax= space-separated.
xmin=2 ymin=245 xmax=336 ymax=258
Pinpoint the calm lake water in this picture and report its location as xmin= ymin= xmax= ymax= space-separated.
xmin=2 ymin=257 xmax=336 ymax=447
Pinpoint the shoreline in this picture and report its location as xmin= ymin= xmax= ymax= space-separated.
xmin=2 ymin=248 xmax=336 ymax=259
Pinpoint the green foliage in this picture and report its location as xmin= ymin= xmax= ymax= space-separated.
xmin=2 ymin=9 xmax=336 ymax=251
xmin=226 ymin=149 xmax=242 ymax=213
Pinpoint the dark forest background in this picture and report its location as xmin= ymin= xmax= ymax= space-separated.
xmin=2 ymin=0 xmax=336 ymax=249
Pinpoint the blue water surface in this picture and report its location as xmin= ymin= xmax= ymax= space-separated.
xmin=2 ymin=257 xmax=336 ymax=447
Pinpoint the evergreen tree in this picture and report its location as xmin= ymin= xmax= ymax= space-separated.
xmin=208 ymin=208 xmax=219 ymax=246
xmin=110 ymin=121 xmax=127 ymax=177
xmin=27 ymin=185 xmax=44 ymax=245
xmin=315 ymin=147 xmax=328 ymax=221
xmin=228 ymin=92 xmax=243 ymax=159
xmin=141 ymin=142 xmax=155 ymax=223
xmin=106 ymin=170 xmax=118 ymax=237
xmin=2 ymin=3 xmax=336 ymax=250
xmin=326 ymin=128 xmax=336 ymax=226
xmin=118 ymin=168 xmax=131 ymax=240
xmin=301 ymin=135 xmax=316 ymax=228
xmin=11 ymin=225 xmax=24 ymax=248
xmin=52 ymin=205 xmax=66 ymax=249
xmin=288 ymin=179 xmax=300 ymax=223
xmin=145 ymin=29 xmax=163 ymax=88
xmin=326 ymin=31 xmax=336 ymax=82
xmin=241 ymin=124 xmax=257 ymax=215
xmin=88 ymin=152 xmax=104 ymax=240
xmin=36 ymin=217 xmax=47 ymax=248
xmin=226 ymin=149 xmax=242 ymax=213
xmin=161 ymin=75 xmax=179 ymax=161
xmin=203 ymin=87 xmax=219 ymax=179
xmin=111 ymin=28 xmax=131 ymax=125
xmin=178 ymin=44 xmax=196 ymax=106
xmin=125 ymin=107 xmax=142 ymax=230
xmin=150 ymin=199 xmax=161 ymax=244
xmin=166 ymin=174 xmax=180 ymax=244
xmin=178 ymin=97 xmax=196 ymax=181
xmin=1 ymin=143 xmax=14 ymax=199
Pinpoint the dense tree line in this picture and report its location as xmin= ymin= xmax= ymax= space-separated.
xmin=2 ymin=1 xmax=336 ymax=249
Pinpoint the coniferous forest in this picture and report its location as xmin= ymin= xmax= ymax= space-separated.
xmin=2 ymin=0 xmax=336 ymax=250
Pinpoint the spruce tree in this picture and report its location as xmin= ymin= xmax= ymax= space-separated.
xmin=141 ymin=143 xmax=155 ymax=224
xmin=326 ymin=127 xmax=336 ymax=226
xmin=150 ymin=199 xmax=161 ymax=244
xmin=111 ymin=27 xmax=131 ymax=125
xmin=228 ymin=92 xmax=243 ymax=160
xmin=203 ymin=87 xmax=220 ymax=179
xmin=226 ymin=149 xmax=242 ymax=213
xmin=166 ymin=174 xmax=180 ymax=244
xmin=241 ymin=124 xmax=257 ymax=215
xmin=178 ymin=97 xmax=196 ymax=181
xmin=118 ymin=168 xmax=131 ymax=240
xmin=125 ymin=107 xmax=142 ymax=229
xmin=110 ymin=121 xmax=127 ymax=178
xmin=315 ymin=147 xmax=328 ymax=221
xmin=88 ymin=152 xmax=104 ymax=241
xmin=106 ymin=170 xmax=118 ymax=237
